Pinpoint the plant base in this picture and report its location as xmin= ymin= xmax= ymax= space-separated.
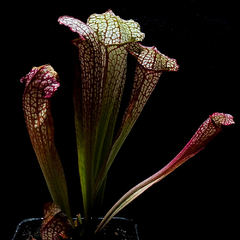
xmin=12 ymin=217 xmax=140 ymax=240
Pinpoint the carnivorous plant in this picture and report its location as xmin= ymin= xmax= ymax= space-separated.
xmin=21 ymin=10 xmax=234 ymax=239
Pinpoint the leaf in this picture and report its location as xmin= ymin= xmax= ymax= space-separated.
xmin=21 ymin=65 xmax=73 ymax=226
xmin=86 ymin=10 xmax=145 ymax=44
xmin=86 ymin=10 xmax=145 ymax=186
xmin=59 ymin=10 xmax=179 ymax=222
xmin=58 ymin=10 xmax=146 ymax=221
xmin=94 ymin=43 xmax=179 ymax=197
xmin=41 ymin=202 xmax=72 ymax=240
xmin=59 ymin=15 xmax=106 ymax=222
xmin=95 ymin=113 xmax=234 ymax=233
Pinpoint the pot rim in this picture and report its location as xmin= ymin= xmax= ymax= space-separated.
xmin=12 ymin=217 xmax=140 ymax=240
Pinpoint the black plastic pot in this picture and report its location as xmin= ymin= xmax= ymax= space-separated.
xmin=12 ymin=217 xmax=140 ymax=240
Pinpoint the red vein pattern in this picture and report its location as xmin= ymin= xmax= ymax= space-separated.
xmin=21 ymin=10 xmax=234 ymax=235
xmin=21 ymin=65 xmax=71 ymax=221
xmin=59 ymin=15 xmax=108 ymax=220
xmin=146 ymin=112 xmax=235 ymax=183
xmin=117 ymin=43 xmax=179 ymax=138
xmin=59 ymin=10 xmax=180 ymax=218
xmin=41 ymin=202 xmax=72 ymax=240
xmin=59 ymin=16 xmax=105 ymax=128
xmin=87 ymin=10 xmax=145 ymax=44
xmin=58 ymin=11 xmax=146 ymax=151
xmin=21 ymin=65 xmax=60 ymax=150
xmin=95 ymin=112 xmax=234 ymax=233
xmin=59 ymin=10 xmax=179 ymax=202
xmin=170 ymin=112 xmax=235 ymax=167
xmin=104 ymin=44 xmax=179 ymax=183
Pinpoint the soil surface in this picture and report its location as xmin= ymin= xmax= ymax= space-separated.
xmin=12 ymin=218 xmax=139 ymax=240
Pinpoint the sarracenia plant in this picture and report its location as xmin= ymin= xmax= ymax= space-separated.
xmin=21 ymin=10 xmax=234 ymax=239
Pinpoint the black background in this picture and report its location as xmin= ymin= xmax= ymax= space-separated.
xmin=3 ymin=1 xmax=239 ymax=239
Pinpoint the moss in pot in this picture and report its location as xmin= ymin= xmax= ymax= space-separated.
xmin=16 ymin=9 xmax=234 ymax=240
